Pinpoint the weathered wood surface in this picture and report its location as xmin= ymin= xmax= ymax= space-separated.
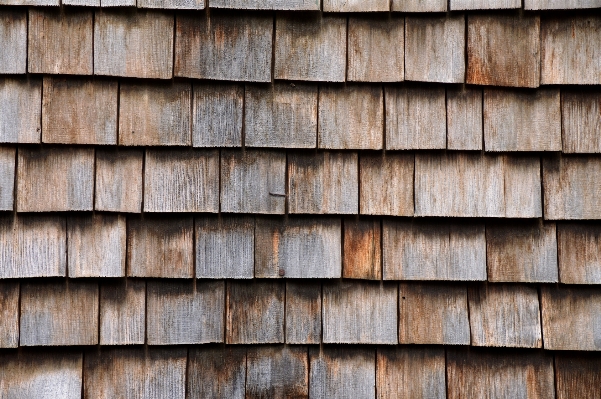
xmin=392 ymin=0 xmax=446 ymax=11
xmin=399 ymin=283 xmax=470 ymax=345
xmin=0 ymin=78 xmax=42 ymax=143
xmin=286 ymin=282 xmax=322 ymax=344
xmin=0 ymin=282 xmax=18 ymax=348
xmin=211 ymin=0 xmax=317 ymax=9
xmin=541 ymin=286 xmax=601 ymax=351
xmin=343 ymin=218 xmax=381 ymax=280
xmin=0 ymin=10 xmax=26 ymax=74
xmin=139 ymin=0 xmax=204 ymax=9
xmin=144 ymin=149 xmax=219 ymax=213
xmin=95 ymin=10 xmax=174 ymax=79
xmin=555 ymin=354 xmax=601 ymax=399
xmin=348 ymin=16 xmax=404 ymax=82
xmin=193 ymin=84 xmax=243 ymax=147
xmin=318 ymin=85 xmax=383 ymax=149
xmin=288 ymin=152 xmax=358 ymax=214
xmin=119 ymin=82 xmax=191 ymax=146
xmin=451 ymin=0 xmax=520 ymax=9
xmin=558 ymin=223 xmax=601 ymax=284
xmin=0 ymin=0 xmax=58 ymax=4
xmin=245 ymin=83 xmax=317 ymax=148
xmin=127 ymin=216 xmax=194 ymax=278
xmin=100 ymin=280 xmax=146 ymax=345
xmin=323 ymin=281 xmax=397 ymax=344
xmin=324 ymin=0 xmax=388 ymax=11
xmin=384 ymin=221 xmax=486 ymax=281
xmin=255 ymin=217 xmax=342 ymax=278
xmin=246 ymin=346 xmax=309 ymax=398
xmin=28 ymin=8 xmax=93 ymax=75
xmin=17 ymin=147 xmax=94 ymax=212
xmin=541 ymin=17 xmax=601 ymax=85
xmin=562 ymin=91 xmax=601 ymax=153
xmin=405 ymin=15 xmax=465 ymax=83
xmin=84 ymin=348 xmax=187 ymax=399
xmin=196 ymin=216 xmax=254 ymax=279
xmin=467 ymin=14 xmax=540 ymax=88
xmin=147 ymin=280 xmax=224 ymax=344
xmin=95 ymin=148 xmax=144 ymax=213
xmin=20 ymin=282 xmax=98 ymax=346
xmin=447 ymin=87 xmax=483 ymax=150
xmin=101 ymin=0 xmax=135 ymax=5
xmin=188 ymin=347 xmax=247 ymax=399
xmin=226 ymin=281 xmax=285 ymax=344
xmin=275 ymin=15 xmax=346 ymax=82
xmin=377 ymin=348 xmax=446 ymax=399
xmin=469 ymin=284 xmax=542 ymax=348
xmin=0 ymin=146 xmax=15 ymax=211
xmin=62 ymin=0 xmax=97 ymax=6
xmin=175 ymin=14 xmax=272 ymax=82
xmin=385 ymin=86 xmax=446 ymax=150
xmin=310 ymin=348 xmax=375 ymax=399
xmin=526 ymin=0 xmax=601 ymax=9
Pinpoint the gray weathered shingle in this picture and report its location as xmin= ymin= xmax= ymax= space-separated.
xmin=286 ymin=282 xmax=322 ymax=344
xmin=562 ymin=90 xmax=601 ymax=153
xmin=246 ymin=346 xmax=309 ymax=398
xmin=0 ymin=10 xmax=26 ymax=74
xmin=187 ymin=347 xmax=246 ymax=399
xmin=447 ymin=87 xmax=483 ymax=150
xmin=193 ymin=84 xmax=244 ymax=148
xmin=310 ymin=348 xmax=375 ymax=399
xmin=0 ymin=282 xmax=18 ymax=348
xmin=558 ymin=223 xmax=601 ymax=284
xmin=392 ymin=0 xmax=446 ymax=11
xmin=95 ymin=149 xmax=144 ymax=213
xmin=99 ymin=280 xmax=146 ymax=345
xmin=451 ymin=0 xmax=520 ymax=9
xmin=0 ymin=78 xmax=42 ymax=143
xmin=0 ymin=146 xmax=14 ymax=211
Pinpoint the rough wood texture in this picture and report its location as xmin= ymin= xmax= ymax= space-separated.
xmin=226 ymin=281 xmax=285 ymax=344
xmin=100 ymin=280 xmax=146 ymax=345
xmin=95 ymin=148 xmax=144 ymax=213
xmin=63 ymin=0 xmax=98 ymax=5
xmin=0 ymin=282 xmax=18 ymax=348
xmin=245 ymin=83 xmax=317 ymax=148
xmin=562 ymin=91 xmax=601 ymax=153
xmin=377 ymin=348 xmax=446 ymax=399
xmin=318 ymin=85 xmax=383 ymax=149
xmin=84 ymin=348 xmax=187 ymax=399
xmin=17 ymin=147 xmax=94 ymax=212
xmin=385 ymin=86 xmax=446 ymax=150
xmin=0 ymin=146 xmax=15 ymax=211
xmin=119 ymin=82 xmax=191 ymax=146
xmin=405 ymin=15 xmax=465 ymax=83
xmin=343 ymin=218 xmax=381 ymax=280
xmin=392 ymin=0 xmax=446 ymax=11
xmin=139 ymin=0 xmax=204 ymax=9
xmin=193 ymin=84 xmax=243 ymax=147
xmin=0 ymin=78 xmax=42 ymax=143
xmin=384 ymin=221 xmax=486 ymax=281
xmin=101 ymin=0 xmax=135 ymax=5
xmin=541 ymin=286 xmax=601 ymax=351
xmin=348 ymin=16 xmax=404 ymax=82
xmin=286 ymin=282 xmax=322 ymax=344
xmin=188 ymin=347 xmax=247 ymax=399
xmin=246 ymin=346 xmax=309 ymax=398
xmin=275 ymin=15 xmax=346 ymax=82
xmin=452 ymin=0 xmax=520 ymax=9
xmin=288 ymin=152 xmax=358 ymax=214
xmin=323 ymin=281 xmax=397 ymax=344
xmin=558 ymin=223 xmax=601 ymax=284
xmin=211 ymin=0 xmax=317 ymax=9
xmin=415 ymin=153 xmax=542 ymax=218
xmin=324 ymin=0 xmax=388 ymax=11
xmin=255 ymin=217 xmax=342 ymax=278
xmin=527 ymin=0 xmax=601 ymax=9
xmin=399 ymin=283 xmax=470 ymax=345
xmin=310 ymin=348 xmax=375 ymax=399
xmin=469 ymin=284 xmax=542 ymax=348
xmin=555 ymin=354 xmax=601 ymax=399
xmin=175 ymin=14 xmax=272 ymax=82
xmin=144 ymin=149 xmax=219 ymax=213
xmin=28 ymin=9 xmax=93 ymax=75
xmin=127 ymin=216 xmax=194 ymax=278
xmin=95 ymin=10 xmax=174 ymax=79
xmin=447 ymin=87 xmax=483 ymax=150
xmin=196 ymin=216 xmax=254 ymax=279
xmin=467 ymin=14 xmax=540 ymax=88
xmin=147 ymin=280 xmax=224 ymax=345
xmin=0 ymin=10 xmax=26 ymax=74
xmin=487 ymin=221 xmax=558 ymax=283
xmin=20 ymin=281 xmax=98 ymax=346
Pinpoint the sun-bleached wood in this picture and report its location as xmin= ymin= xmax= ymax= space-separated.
xmin=101 ymin=0 xmax=135 ymax=5
xmin=246 ymin=346 xmax=309 ymax=398
xmin=527 ymin=0 xmax=601 ymax=9
xmin=392 ymin=0 xmax=446 ymax=11
xmin=100 ymin=280 xmax=145 ymax=345
xmin=193 ymin=84 xmax=243 ymax=147
xmin=0 ymin=282 xmax=18 ymax=348
xmin=451 ymin=0 xmax=520 ymax=9
xmin=0 ymin=146 xmax=14 ymax=211
xmin=447 ymin=87 xmax=483 ymax=150
xmin=245 ymin=83 xmax=317 ymax=148
xmin=343 ymin=218 xmax=381 ymax=280
xmin=188 ymin=347 xmax=246 ymax=399
xmin=0 ymin=78 xmax=42 ymax=143
xmin=310 ymin=348 xmax=375 ymax=399
xmin=275 ymin=14 xmax=346 ymax=82
xmin=212 ymin=0 xmax=317 ymax=8
xmin=286 ymin=282 xmax=322 ymax=344
xmin=95 ymin=149 xmax=143 ymax=213
xmin=0 ymin=10 xmax=26 ymax=74
xmin=558 ymin=223 xmax=601 ymax=284
xmin=555 ymin=354 xmax=601 ymax=399
xmin=139 ymin=0 xmax=204 ymax=9
xmin=324 ymin=0 xmax=388 ymax=11
xmin=20 ymin=281 xmax=98 ymax=346
xmin=562 ymin=91 xmax=601 ymax=153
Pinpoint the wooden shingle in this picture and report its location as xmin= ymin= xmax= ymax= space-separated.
xmin=0 ymin=0 xmax=58 ymax=4
xmin=392 ymin=0 xmax=446 ymax=11
xmin=562 ymin=91 xmax=601 ymax=153
xmin=526 ymin=0 xmax=601 ymax=9
xmin=558 ymin=223 xmax=601 ymax=284
xmin=139 ymin=0 xmax=204 ymax=9
xmin=555 ymin=354 xmax=601 ymax=399
xmin=0 ymin=78 xmax=42 ymax=143
xmin=0 ymin=146 xmax=15 ymax=211
xmin=324 ymin=0 xmax=388 ymax=11
xmin=447 ymin=87 xmax=483 ymax=150
xmin=188 ymin=347 xmax=246 ymax=399
xmin=246 ymin=346 xmax=309 ymax=398
xmin=0 ymin=10 xmax=26 ymax=74
xmin=343 ymin=218 xmax=381 ymax=280
xmin=100 ymin=280 xmax=146 ymax=345
xmin=63 ymin=0 xmax=98 ymax=5
xmin=101 ymin=0 xmax=136 ymax=6
xmin=0 ymin=282 xmax=18 ymax=348
xmin=451 ymin=0 xmax=520 ymax=9
xmin=95 ymin=148 xmax=144 ymax=213
xmin=193 ymin=84 xmax=243 ymax=148
xmin=211 ymin=0 xmax=318 ymax=9
xmin=286 ymin=282 xmax=322 ymax=344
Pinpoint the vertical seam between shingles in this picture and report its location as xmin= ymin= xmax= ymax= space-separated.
xmin=184 ymin=346 xmax=190 ymax=399
xmin=382 ymin=86 xmax=386 ymax=150
xmin=444 ymin=348 xmax=449 ymax=399
xmin=172 ymin=13 xmax=176 ymax=79
xmin=316 ymin=85 xmax=320 ymax=149
xmin=92 ymin=10 xmax=95 ymax=75
xmin=466 ymin=283 xmax=472 ymax=346
xmin=283 ymin=280 xmax=287 ymax=343
xmin=241 ymin=85 xmax=246 ymax=148
xmin=144 ymin=279 xmax=149 ymax=345
xmin=116 ymin=80 xmax=121 ymax=145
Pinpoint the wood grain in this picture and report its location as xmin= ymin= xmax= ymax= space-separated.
xmin=0 ymin=10 xmax=26 ymax=74
xmin=526 ymin=0 xmax=601 ymax=9
xmin=211 ymin=0 xmax=318 ymax=9
xmin=101 ymin=0 xmax=135 ymax=5
xmin=0 ymin=282 xmax=18 ymax=348
xmin=286 ymin=282 xmax=322 ymax=344
xmin=0 ymin=78 xmax=42 ymax=143
xmin=324 ymin=0 xmax=388 ymax=11
xmin=343 ymin=218 xmax=381 ymax=280
xmin=558 ymin=223 xmax=601 ymax=284
xmin=95 ymin=148 xmax=144 ymax=213
xmin=451 ymin=0 xmax=520 ymax=9
xmin=100 ymin=279 xmax=146 ymax=345
xmin=139 ymin=0 xmax=204 ymax=9
xmin=392 ymin=0 xmax=446 ymax=11
xmin=188 ymin=347 xmax=247 ymax=399
xmin=447 ymin=87 xmax=483 ymax=150
xmin=193 ymin=84 xmax=243 ymax=147
xmin=246 ymin=346 xmax=308 ymax=398
xmin=0 ymin=146 xmax=15 ymax=211
xmin=63 ymin=0 xmax=98 ymax=5
xmin=562 ymin=90 xmax=601 ymax=153
xmin=555 ymin=354 xmax=601 ymax=399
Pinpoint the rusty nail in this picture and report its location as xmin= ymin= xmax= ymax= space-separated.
xmin=278 ymin=268 xmax=285 ymax=277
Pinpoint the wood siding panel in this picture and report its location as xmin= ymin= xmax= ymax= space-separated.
xmin=100 ymin=280 xmax=146 ymax=345
xmin=562 ymin=91 xmax=601 ymax=153
xmin=447 ymin=87 xmax=483 ymax=150
xmin=0 ymin=146 xmax=15 ymax=211
xmin=193 ymin=84 xmax=243 ymax=147
xmin=392 ymin=0 xmax=446 ymax=11
xmin=188 ymin=347 xmax=246 ymax=399
xmin=0 ymin=78 xmax=42 ymax=143
xmin=555 ymin=354 xmax=601 ymax=399
xmin=101 ymin=0 xmax=136 ymax=5
xmin=95 ymin=148 xmax=144 ymax=213
xmin=0 ymin=10 xmax=26 ymax=74
xmin=558 ymin=223 xmax=601 ymax=284
xmin=139 ymin=0 xmax=204 ymax=9
xmin=452 ymin=0 xmax=520 ymax=9
xmin=286 ymin=282 xmax=322 ymax=344
xmin=324 ymin=0 xmax=388 ymax=11
xmin=0 ymin=282 xmax=18 ymax=348
xmin=246 ymin=346 xmax=309 ymax=398
xmin=211 ymin=0 xmax=318 ymax=9
xmin=527 ymin=0 xmax=601 ymax=9
xmin=343 ymin=218 xmax=381 ymax=280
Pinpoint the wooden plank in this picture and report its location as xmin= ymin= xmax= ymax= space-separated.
xmin=28 ymin=8 xmax=93 ymax=75
xmin=288 ymin=152 xmax=358 ymax=214
xmin=0 ymin=282 xmax=18 ymax=348
xmin=384 ymin=221 xmax=486 ymax=281
xmin=226 ymin=281 xmax=285 ymax=344
xmin=193 ymin=84 xmax=243 ymax=147
xmin=211 ymin=0 xmax=317 ymax=9
xmin=447 ymin=87 xmax=483 ymax=150
xmin=255 ymin=217 xmax=342 ymax=278
xmin=343 ymin=218 xmax=381 ymax=280
xmin=392 ymin=0 xmax=446 ymax=11
xmin=286 ymin=282 xmax=322 ymax=344
xmin=144 ymin=149 xmax=219 ymax=213
xmin=469 ymin=284 xmax=542 ymax=348
xmin=188 ymin=347 xmax=247 ymax=399
xmin=451 ymin=0 xmax=520 ymax=9
xmin=20 ymin=281 xmax=98 ymax=346
xmin=246 ymin=346 xmax=308 ymax=398
xmin=101 ymin=0 xmax=136 ymax=7
xmin=67 ymin=214 xmax=126 ymax=278
xmin=0 ymin=146 xmax=15 ymax=211
xmin=323 ymin=281 xmax=397 ymax=344
xmin=95 ymin=10 xmax=174 ymax=79
xmin=324 ymin=0 xmax=388 ymax=11
xmin=127 ymin=216 xmax=194 ymax=278
xmin=467 ymin=14 xmax=540 ymax=88
xmin=0 ymin=78 xmax=42 ymax=143
xmin=0 ymin=10 xmax=26 ymax=74
xmin=405 ymin=15 xmax=465 ymax=83
xmin=119 ymin=82 xmax=191 ymax=146
xmin=17 ymin=147 xmax=94 ymax=212
xmin=562 ymin=90 xmax=601 ymax=153
xmin=63 ymin=0 xmax=98 ymax=5
xmin=95 ymin=148 xmax=144 ymax=213
xmin=84 ymin=348 xmax=187 ymax=399
xmin=147 ymin=280 xmax=224 ymax=345
xmin=348 ymin=16 xmax=404 ymax=82
xmin=555 ymin=354 xmax=601 ymax=399
xmin=487 ymin=221 xmax=558 ymax=282
xmin=385 ymin=86 xmax=446 ymax=150
xmin=175 ymin=14 xmax=272 ymax=82
xmin=244 ymin=83 xmax=317 ymax=148
xmin=274 ymin=14 xmax=346 ymax=82
xmin=139 ymin=0 xmax=204 ymax=9
xmin=100 ymin=280 xmax=146 ymax=345
xmin=558 ymin=223 xmax=601 ymax=284
xmin=377 ymin=347 xmax=446 ymax=399
xmin=0 ymin=0 xmax=58 ymax=3
xmin=318 ymin=85 xmax=383 ymax=149
xmin=527 ymin=0 xmax=601 ymax=9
